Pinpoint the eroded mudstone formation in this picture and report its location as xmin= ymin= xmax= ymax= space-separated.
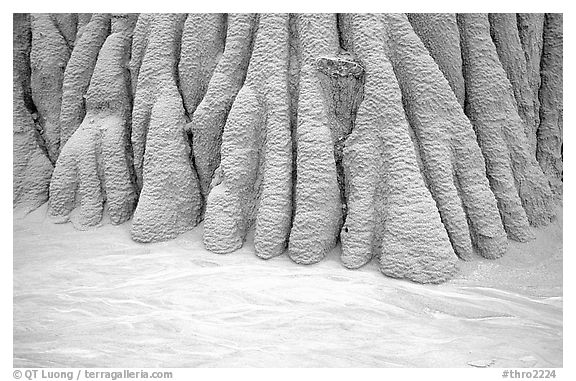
xmin=187 ymin=14 xmax=256 ymax=199
xmin=517 ymin=13 xmax=545 ymax=149
xmin=339 ymin=14 xmax=459 ymax=283
xmin=30 ymin=13 xmax=72 ymax=163
xmin=49 ymin=15 xmax=137 ymax=229
xmin=129 ymin=13 xmax=203 ymax=242
xmin=458 ymin=13 xmax=554 ymax=233
xmin=489 ymin=13 xmax=538 ymax=155
xmin=407 ymin=13 xmax=465 ymax=107
xmin=178 ymin=13 xmax=226 ymax=117
xmin=14 ymin=13 xmax=563 ymax=284
xmin=537 ymin=13 xmax=563 ymax=197
xmin=130 ymin=13 xmax=187 ymax=191
xmin=386 ymin=13 xmax=507 ymax=261
xmin=131 ymin=82 xmax=202 ymax=242
xmin=60 ymin=14 xmax=111 ymax=148
xmin=288 ymin=14 xmax=342 ymax=265
xmin=203 ymin=14 xmax=292 ymax=259
xmin=13 ymin=14 xmax=54 ymax=213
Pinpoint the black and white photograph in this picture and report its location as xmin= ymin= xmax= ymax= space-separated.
xmin=6 ymin=1 xmax=570 ymax=378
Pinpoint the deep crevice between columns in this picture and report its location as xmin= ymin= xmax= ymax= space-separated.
xmin=315 ymin=53 xmax=364 ymax=229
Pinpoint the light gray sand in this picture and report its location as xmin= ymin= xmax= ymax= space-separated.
xmin=13 ymin=205 xmax=562 ymax=367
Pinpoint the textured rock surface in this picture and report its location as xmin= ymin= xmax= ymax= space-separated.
xmin=178 ymin=13 xmax=225 ymax=117
xmin=188 ymin=14 xmax=256 ymax=198
xmin=407 ymin=13 xmax=465 ymax=106
xmin=537 ymin=14 xmax=563 ymax=197
xmin=59 ymin=14 xmax=111 ymax=148
xmin=13 ymin=14 xmax=54 ymax=213
xmin=76 ymin=13 xmax=93 ymax=38
xmin=49 ymin=16 xmax=137 ymax=229
xmin=13 ymin=14 xmax=34 ymax=113
xmin=14 ymin=13 xmax=562 ymax=285
xmin=387 ymin=13 xmax=507 ymax=260
xmin=517 ymin=13 xmax=545 ymax=153
xmin=130 ymin=14 xmax=187 ymax=190
xmin=129 ymin=13 xmax=151 ymax=98
xmin=489 ymin=13 xmax=537 ymax=155
xmin=131 ymin=81 xmax=202 ymax=242
xmin=202 ymin=85 xmax=262 ymax=254
xmin=287 ymin=14 xmax=342 ymax=265
xmin=51 ymin=14 xmax=78 ymax=49
xmin=340 ymin=14 xmax=458 ymax=283
xmin=204 ymin=14 xmax=292 ymax=260
xmin=458 ymin=14 xmax=553 ymax=237
xmin=30 ymin=13 xmax=72 ymax=163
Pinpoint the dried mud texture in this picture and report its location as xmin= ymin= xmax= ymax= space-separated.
xmin=13 ymin=14 xmax=54 ymax=212
xmin=51 ymin=14 xmax=78 ymax=49
xmin=458 ymin=14 xmax=553 ymax=235
xmin=188 ymin=14 xmax=256 ymax=198
xmin=48 ymin=18 xmax=137 ymax=229
xmin=204 ymin=14 xmax=292 ymax=260
xmin=537 ymin=14 xmax=563 ymax=197
xmin=76 ymin=13 xmax=93 ymax=36
xmin=130 ymin=14 xmax=187 ymax=190
xmin=407 ymin=13 xmax=465 ymax=106
xmin=59 ymin=14 xmax=111 ymax=148
xmin=178 ymin=13 xmax=226 ymax=116
xmin=129 ymin=13 xmax=151 ymax=98
xmin=339 ymin=14 xmax=458 ymax=283
xmin=489 ymin=13 xmax=537 ymax=155
xmin=131 ymin=81 xmax=203 ymax=243
xmin=386 ymin=13 xmax=507 ymax=261
xmin=202 ymin=86 xmax=262 ymax=254
xmin=30 ymin=13 xmax=72 ymax=163
xmin=517 ymin=13 xmax=545 ymax=148
xmin=14 ymin=14 xmax=34 ymax=113
xmin=287 ymin=14 xmax=342 ymax=265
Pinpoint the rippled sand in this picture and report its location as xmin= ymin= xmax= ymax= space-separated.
xmin=13 ymin=205 xmax=562 ymax=367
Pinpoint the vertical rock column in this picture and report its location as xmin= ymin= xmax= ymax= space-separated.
xmin=339 ymin=14 xmax=458 ymax=283
xmin=51 ymin=14 xmax=78 ymax=49
xmin=287 ymin=13 xmax=342 ymax=265
xmin=13 ymin=13 xmax=54 ymax=213
xmin=59 ymin=14 xmax=111 ymax=148
xmin=14 ymin=13 xmax=34 ymax=113
xmin=129 ymin=13 xmax=152 ymax=97
xmin=76 ymin=13 xmax=93 ymax=40
xmin=203 ymin=14 xmax=292 ymax=260
xmin=178 ymin=13 xmax=226 ymax=117
xmin=130 ymin=13 xmax=187 ymax=191
xmin=336 ymin=14 xmax=378 ymax=269
xmin=537 ymin=13 xmax=563 ymax=197
xmin=315 ymin=55 xmax=364 ymax=227
xmin=386 ymin=13 xmax=507 ymax=260
xmin=131 ymin=83 xmax=202 ymax=242
xmin=202 ymin=85 xmax=262 ymax=254
xmin=458 ymin=13 xmax=554 ymax=233
xmin=48 ymin=15 xmax=138 ymax=229
xmin=188 ymin=14 xmax=256 ymax=198
xmin=517 ymin=13 xmax=545 ymax=150
xmin=130 ymin=13 xmax=203 ymax=242
xmin=30 ymin=13 xmax=72 ymax=163
xmin=251 ymin=14 xmax=293 ymax=259
xmin=489 ymin=13 xmax=537 ymax=155
xmin=407 ymin=13 xmax=465 ymax=106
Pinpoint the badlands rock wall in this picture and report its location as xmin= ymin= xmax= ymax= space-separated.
xmin=13 ymin=13 xmax=563 ymax=284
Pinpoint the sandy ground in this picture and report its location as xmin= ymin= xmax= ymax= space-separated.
xmin=13 ymin=204 xmax=562 ymax=368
